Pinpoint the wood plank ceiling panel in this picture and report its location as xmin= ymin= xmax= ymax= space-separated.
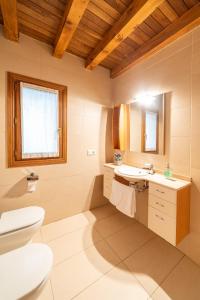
xmin=85 ymin=0 xmax=165 ymax=70
xmin=159 ymin=1 xmax=178 ymax=21
xmin=139 ymin=21 xmax=157 ymax=37
xmin=79 ymin=10 xmax=110 ymax=35
xmin=68 ymin=0 xmax=139 ymax=60
xmin=87 ymin=1 xmax=117 ymax=24
xmin=167 ymin=0 xmax=189 ymax=16
xmin=151 ymin=7 xmax=171 ymax=27
xmin=183 ymin=0 xmax=200 ymax=8
xmin=111 ymin=3 xmax=200 ymax=77
xmin=68 ymin=0 xmax=130 ymax=60
xmin=104 ymin=0 xmax=132 ymax=13
xmin=92 ymin=0 xmax=199 ymax=71
xmin=16 ymin=0 xmax=64 ymax=45
xmin=102 ymin=1 xmax=177 ymax=69
xmin=0 ymin=0 xmax=198 ymax=74
xmin=68 ymin=39 xmax=93 ymax=58
xmin=53 ymin=0 xmax=90 ymax=58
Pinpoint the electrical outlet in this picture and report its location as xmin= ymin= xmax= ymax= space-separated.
xmin=87 ymin=149 xmax=96 ymax=156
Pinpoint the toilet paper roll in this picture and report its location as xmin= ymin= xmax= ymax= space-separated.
xmin=27 ymin=180 xmax=37 ymax=193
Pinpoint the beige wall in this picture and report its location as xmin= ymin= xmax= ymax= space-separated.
xmin=1 ymin=22 xmax=200 ymax=236
xmin=112 ymin=26 xmax=200 ymax=233
xmin=0 ymin=27 xmax=113 ymax=224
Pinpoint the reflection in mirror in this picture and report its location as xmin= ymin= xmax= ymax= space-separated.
xmin=130 ymin=93 xmax=165 ymax=155
xmin=144 ymin=111 xmax=158 ymax=152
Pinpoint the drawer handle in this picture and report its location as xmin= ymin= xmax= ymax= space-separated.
xmin=155 ymin=202 xmax=165 ymax=208
xmin=155 ymin=214 xmax=164 ymax=221
xmin=156 ymin=189 xmax=165 ymax=194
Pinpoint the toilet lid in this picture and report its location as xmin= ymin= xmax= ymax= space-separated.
xmin=0 ymin=243 xmax=53 ymax=300
xmin=0 ymin=206 xmax=45 ymax=235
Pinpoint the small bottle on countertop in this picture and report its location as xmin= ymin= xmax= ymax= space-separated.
xmin=163 ymin=163 xmax=172 ymax=178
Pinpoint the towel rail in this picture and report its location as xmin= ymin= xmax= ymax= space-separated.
xmin=129 ymin=181 xmax=148 ymax=192
xmin=114 ymin=175 xmax=148 ymax=192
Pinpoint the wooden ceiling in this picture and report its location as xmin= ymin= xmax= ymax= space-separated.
xmin=0 ymin=0 xmax=200 ymax=78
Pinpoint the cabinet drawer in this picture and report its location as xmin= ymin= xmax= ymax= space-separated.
xmin=149 ymin=194 xmax=176 ymax=218
xmin=149 ymin=182 xmax=177 ymax=204
xmin=148 ymin=207 xmax=176 ymax=245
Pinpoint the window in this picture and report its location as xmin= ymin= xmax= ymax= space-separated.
xmin=142 ymin=110 xmax=158 ymax=153
xmin=7 ymin=72 xmax=67 ymax=167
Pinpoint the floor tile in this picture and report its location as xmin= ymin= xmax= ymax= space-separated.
xmin=106 ymin=222 xmax=155 ymax=260
xmin=94 ymin=212 xmax=135 ymax=238
xmin=152 ymin=257 xmax=200 ymax=300
xmin=48 ymin=225 xmax=102 ymax=265
xmin=41 ymin=213 xmax=92 ymax=242
xmin=178 ymin=232 xmax=200 ymax=266
xmin=25 ymin=280 xmax=53 ymax=300
xmin=51 ymin=240 xmax=120 ymax=300
xmin=36 ymin=280 xmax=54 ymax=300
xmin=41 ymin=204 xmax=117 ymax=242
xmin=73 ymin=263 xmax=149 ymax=300
xmin=124 ymin=237 xmax=183 ymax=295
xmin=83 ymin=204 xmax=118 ymax=223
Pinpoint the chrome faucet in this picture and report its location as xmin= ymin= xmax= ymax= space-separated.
xmin=144 ymin=163 xmax=155 ymax=175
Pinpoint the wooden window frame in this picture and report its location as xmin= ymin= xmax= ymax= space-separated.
xmin=7 ymin=72 xmax=67 ymax=167
xmin=141 ymin=109 xmax=159 ymax=154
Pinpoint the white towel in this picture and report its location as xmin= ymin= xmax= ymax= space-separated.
xmin=110 ymin=179 xmax=121 ymax=206
xmin=110 ymin=179 xmax=136 ymax=218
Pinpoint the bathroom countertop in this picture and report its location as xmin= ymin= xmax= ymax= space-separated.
xmin=104 ymin=163 xmax=191 ymax=191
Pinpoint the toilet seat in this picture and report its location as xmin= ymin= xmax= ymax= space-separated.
xmin=0 ymin=243 xmax=53 ymax=300
xmin=0 ymin=206 xmax=45 ymax=235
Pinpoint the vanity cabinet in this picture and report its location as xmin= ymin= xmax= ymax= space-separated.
xmin=103 ymin=163 xmax=190 ymax=246
xmin=148 ymin=182 xmax=190 ymax=246
xmin=103 ymin=166 xmax=114 ymax=200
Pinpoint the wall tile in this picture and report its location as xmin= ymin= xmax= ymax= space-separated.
xmin=0 ymin=30 xmax=112 ymax=224
xmin=112 ymin=27 xmax=200 ymax=235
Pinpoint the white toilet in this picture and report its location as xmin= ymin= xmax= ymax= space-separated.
xmin=0 ymin=206 xmax=53 ymax=299
xmin=0 ymin=206 xmax=45 ymax=254
xmin=0 ymin=243 xmax=53 ymax=300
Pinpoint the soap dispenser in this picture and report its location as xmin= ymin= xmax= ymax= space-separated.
xmin=163 ymin=163 xmax=172 ymax=179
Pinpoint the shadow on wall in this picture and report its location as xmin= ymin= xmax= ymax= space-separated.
xmin=5 ymin=177 xmax=27 ymax=198
xmin=84 ymin=107 xmax=113 ymax=210
xmin=104 ymin=107 xmax=114 ymax=163
xmin=84 ymin=175 xmax=108 ymax=211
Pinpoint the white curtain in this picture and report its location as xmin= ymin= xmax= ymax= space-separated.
xmin=21 ymin=83 xmax=59 ymax=159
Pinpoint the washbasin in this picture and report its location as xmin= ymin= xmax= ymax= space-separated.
xmin=116 ymin=165 xmax=148 ymax=177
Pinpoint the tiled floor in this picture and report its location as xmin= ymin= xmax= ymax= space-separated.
xmin=33 ymin=204 xmax=200 ymax=300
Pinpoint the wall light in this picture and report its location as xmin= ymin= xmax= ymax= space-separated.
xmin=134 ymin=93 xmax=156 ymax=107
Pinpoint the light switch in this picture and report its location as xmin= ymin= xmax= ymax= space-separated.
xmin=87 ymin=149 xmax=96 ymax=156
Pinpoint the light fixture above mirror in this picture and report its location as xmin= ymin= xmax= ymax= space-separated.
xmin=133 ymin=92 xmax=157 ymax=108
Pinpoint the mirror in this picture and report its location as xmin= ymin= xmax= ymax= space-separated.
xmin=129 ymin=93 xmax=165 ymax=155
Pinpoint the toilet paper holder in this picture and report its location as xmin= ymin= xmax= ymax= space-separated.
xmin=27 ymin=172 xmax=39 ymax=181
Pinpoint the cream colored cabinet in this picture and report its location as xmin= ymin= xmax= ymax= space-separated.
xmin=103 ymin=166 xmax=114 ymax=200
xmin=148 ymin=182 xmax=190 ymax=246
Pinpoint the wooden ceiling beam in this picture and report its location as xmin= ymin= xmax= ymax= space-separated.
xmin=0 ymin=0 xmax=19 ymax=41
xmin=111 ymin=4 xmax=200 ymax=78
xmin=85 ymin=0 xmax=164 ymax=70
xmin=53 ymin=0 xmax=90 ymax=58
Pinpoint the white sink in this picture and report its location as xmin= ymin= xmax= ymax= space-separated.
xmin=115 ymin=165 xmax=148 ymax=179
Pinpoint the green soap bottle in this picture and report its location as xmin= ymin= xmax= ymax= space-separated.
xmin=164 ymin=163 xmax=172 ymax=178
